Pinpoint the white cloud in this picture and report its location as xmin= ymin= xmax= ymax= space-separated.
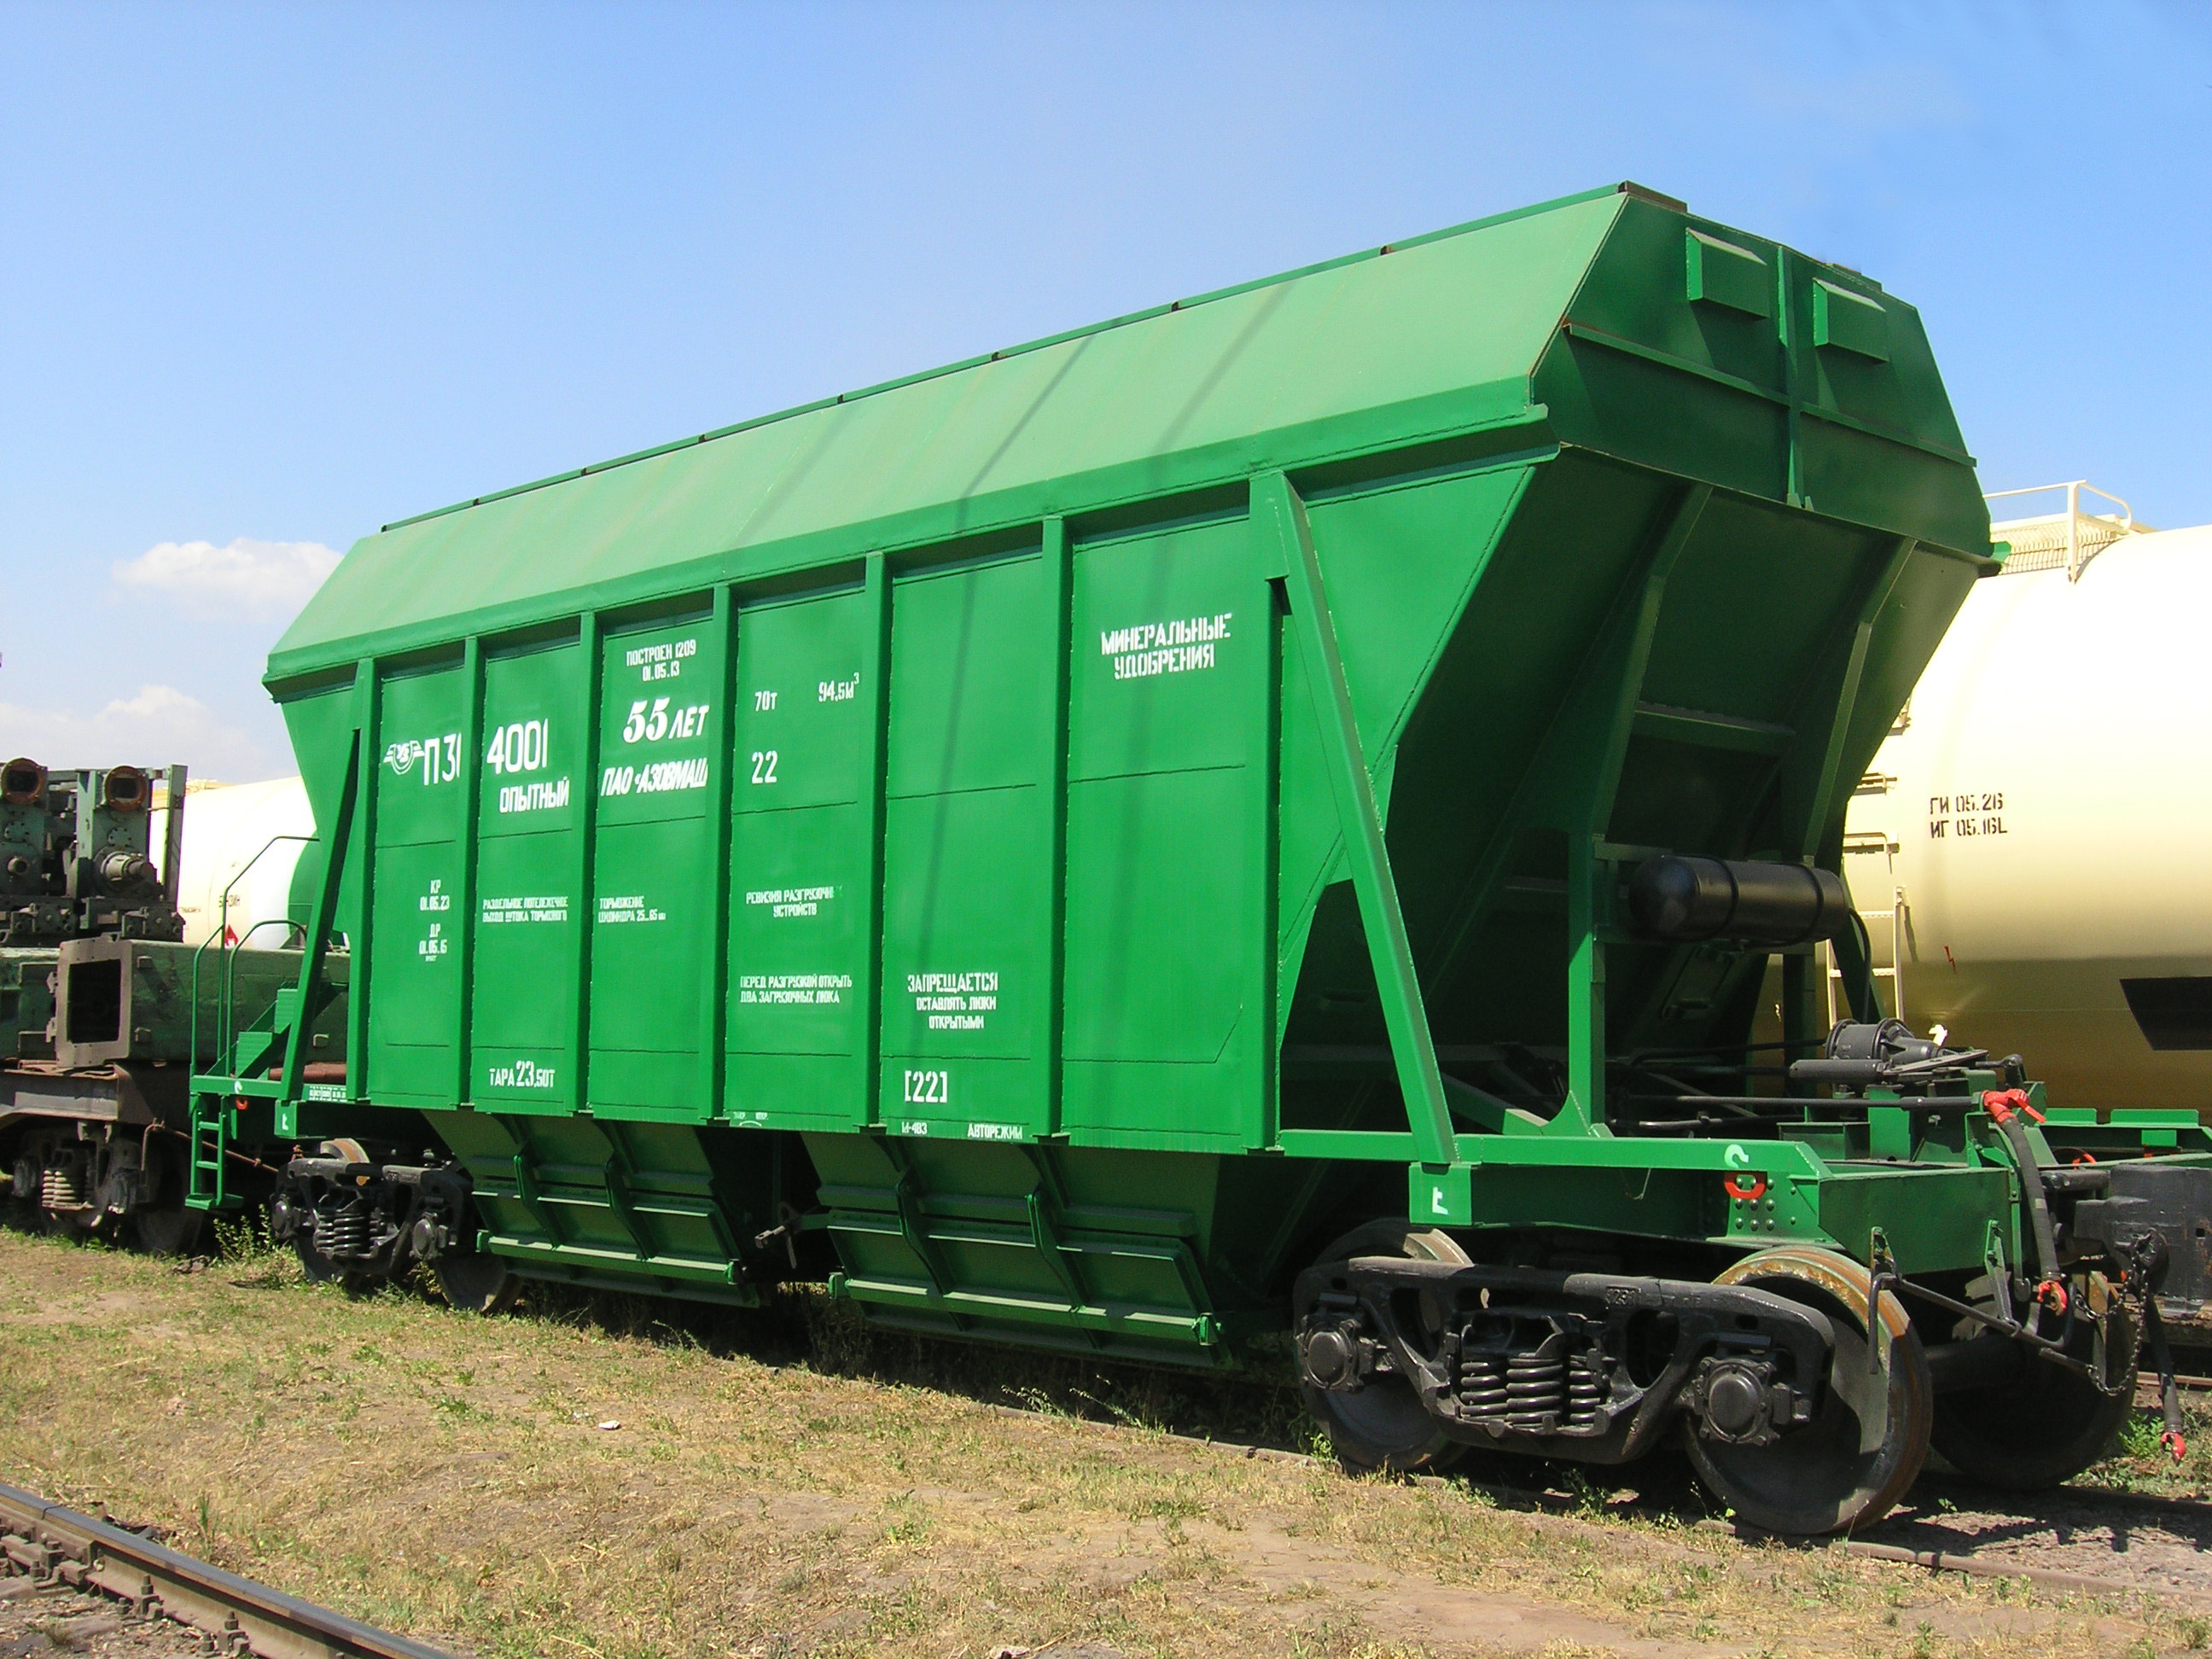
xmin=0 ymin=684 xmax=282 ymax=783
xmin=112 ymin=537 xmax=341 ymax=617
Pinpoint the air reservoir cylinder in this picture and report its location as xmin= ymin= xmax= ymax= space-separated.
xmin=1629 ymin=857 xmax=1849 ymax=946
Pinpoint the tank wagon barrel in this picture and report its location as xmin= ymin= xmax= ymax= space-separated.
xmin=183 ymin=181 xmax=2212 ymax=1534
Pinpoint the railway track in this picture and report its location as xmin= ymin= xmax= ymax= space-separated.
xmin=0 ymin=1481 xmax=453 ymax=1659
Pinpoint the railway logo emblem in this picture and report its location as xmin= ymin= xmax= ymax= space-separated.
xmin=382 ymin=733 xmax=461 ymax=784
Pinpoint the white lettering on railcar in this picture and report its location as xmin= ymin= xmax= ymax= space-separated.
xmin=623 ymin=637 xmax=698 ymax=683
xmin=967 ymin=1121 xmax=1023 ymax=1142
xmin=486 ymin=1057 xmax=558 ymax=1091
xmin=480 ymin=895 xmax=570 ymax=924
xmin=598 ymin=758 xmax=710 ymax=796
xmin=1101 ymin=613 xmax=1231 ymax=682
xmin=621 ymin=698 xmax=711 ymax=743
xmin=818 ymin=675 xmax=859 ymax=702
xmin=736 ymin=972 xmax=852 ymax=1005
xmin=597 ymin=894 xmax=667 ymax=924
xmin=486 ymin=718 xmax=552 ymax=775
xmin=497 ymin=777 xmax=571 ymax=814
xmin=744 ymin=886 xmax=835 ymax=919
xmin=907 ymin=969 xmax=999 ymax=1030
xmin=486 ymin=1057 xmax=557 ymax=1097
xmin=415 ymin=877 xmax=451 ymax=958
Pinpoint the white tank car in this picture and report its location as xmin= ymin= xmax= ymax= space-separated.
xmin=154 ymin=776 xmax=315 ymax=949
xmin=1839 ymin=484 xmax=2212 ymax=1109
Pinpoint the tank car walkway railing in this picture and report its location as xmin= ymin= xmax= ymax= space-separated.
xmin=1984 ymin=480 xmax=2142 ymax=580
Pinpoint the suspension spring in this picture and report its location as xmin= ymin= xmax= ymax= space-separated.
xmin=1563 ymin=1353 xmax=1604 ymax=1428
xmin=1505 ymin=1353 xmax=1565 ymax=1429
xmin=1457 ymin=1354 xmax=1509 ymax=1418
xmin=39 ymin=1164 xmax=85 ymax=1210
xmin=315 ymin=1202 xmax=370 ymax=1260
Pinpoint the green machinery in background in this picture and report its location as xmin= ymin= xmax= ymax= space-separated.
xmin=185 ymin=183 xmax=2212 ymax=1535
xmin=0 ymin=759 xmax=262 ymax=1254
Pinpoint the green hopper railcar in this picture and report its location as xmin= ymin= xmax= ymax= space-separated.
xmin=191 ymin=183 xmax=2212 ymax=1534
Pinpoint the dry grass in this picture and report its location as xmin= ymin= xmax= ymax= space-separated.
xmin=0 ymin=1225 xmax=2197 ymax=1659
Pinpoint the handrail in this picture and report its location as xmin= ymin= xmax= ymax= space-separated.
xmin=218 ymin=917 xmax=299 ymax=1076
xmin=1983 ymin=480 xmax=2137 ymax=580
xmin=187 ymin=832 xmax=318 ymax=1077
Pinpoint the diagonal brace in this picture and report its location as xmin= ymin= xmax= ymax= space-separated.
xmin=1254 ymin=470 xmax=1457 ymax=1169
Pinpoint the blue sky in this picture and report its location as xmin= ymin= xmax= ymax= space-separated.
xmin=3 ymin=2 xmax=2206 ymax=780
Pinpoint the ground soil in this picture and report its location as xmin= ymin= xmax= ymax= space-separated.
xmin=1870 ymin=1481 xmax=2212 ymax=1604
xmin=0 ymin=1229 xmax=2203 ymax=1659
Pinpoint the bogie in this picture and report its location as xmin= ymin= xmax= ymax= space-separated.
xmin=269 ymin=1141 xmax=495 ymax=1300
xmin=1294 ymin=1227 xmax=1936 ymax=1534
xmin=3 ymin=1122 xmax=201 ymax=1251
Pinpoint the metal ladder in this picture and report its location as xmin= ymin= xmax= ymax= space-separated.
xmin=1831 ymin=814 xmax=1905 ymax=1027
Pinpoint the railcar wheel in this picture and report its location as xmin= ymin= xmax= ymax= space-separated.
xmin=134 ymin=1203 xmax=204 ymax=1256
xmin=434 ymin=1253 xmax=521 ymax=1314
xmin=1687 ymin=1248 xmax=1932 ymax=1536
xmin=1931 ymin=1277 xmax=2139 ymax=1490
xmin=134 ymin=1142 xmax=202 ymax=1255
xmin=1301 ymin=1220 xmax=1470 ymax=1475
xmin=292 ymin=1228 xmax=379 ymax=1293
xmin=293 ymin=1232 xmax=347 ymax=1284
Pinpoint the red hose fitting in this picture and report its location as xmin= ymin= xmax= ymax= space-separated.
xmin=1982 ymin=1086 xmax=2042 ymax=1124
xmin=2035 ymin=1278 xmax=2069 ymax=1316
xmin=2164 ymin=1429 xmax=2188 ymax=1464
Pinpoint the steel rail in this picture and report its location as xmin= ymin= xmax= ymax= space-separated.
xmin=0 ymin=1481 xmax=453 ymax=1659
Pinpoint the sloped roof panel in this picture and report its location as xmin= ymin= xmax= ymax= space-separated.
xmin=272 ymin=191 xmax=1622 ymax=672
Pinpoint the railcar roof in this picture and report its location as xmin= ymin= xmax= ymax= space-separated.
xmin=269 ymin=181 xmax=1971 ymax=680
